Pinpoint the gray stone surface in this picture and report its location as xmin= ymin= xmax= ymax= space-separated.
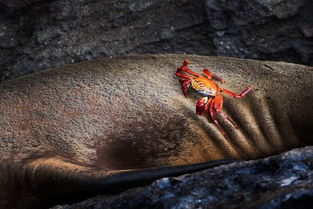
xmin=0 ymin=0 xmax=212 ymax=81
xmin=1 ymin=0 xmax=312 ymax=82
xmin=51 ymin=146 xmax=313 ymax=209
xmin=205 ymin=0 xmax=313 ymax=65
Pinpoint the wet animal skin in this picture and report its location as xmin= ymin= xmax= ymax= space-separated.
xmin=0 ymin=54 xmax=312 ymax=209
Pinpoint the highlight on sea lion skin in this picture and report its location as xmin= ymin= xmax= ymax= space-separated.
xmin=0 ymin=54 xmax=312 ymax=209
xmin=175 ymin=59 xmax=252 ymax=138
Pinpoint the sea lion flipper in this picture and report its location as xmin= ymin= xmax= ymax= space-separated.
xmin=23 ymin=156 xmax=238 ymax=208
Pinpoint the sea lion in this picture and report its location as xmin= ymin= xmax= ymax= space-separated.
xmin=0 ymin=54 xmax=312 ymax=209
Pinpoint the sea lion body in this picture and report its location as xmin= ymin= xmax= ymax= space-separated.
xmin=0 ymin=54 xmax=312 ymax=208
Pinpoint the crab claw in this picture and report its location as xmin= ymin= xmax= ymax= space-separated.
xmin=182 ymin=60 xmax=191 ymax=67
xmin=179 ymin=78 xmax=191 ymax=97
xmin=196 ymin=97 xmax=208 ymax=115
xmin=197 ymin=97 xmax=213 ymax=123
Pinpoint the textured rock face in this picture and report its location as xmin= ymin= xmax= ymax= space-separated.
xmin=0 ymin=0 xmax=212 ymax=81
xmin=51 ymin=146 xmax=313 ymax=209
xmin=1 ymin=0 xmax=312 ymax=82
xmin=205 ymin=0 xmax=313 ymax=65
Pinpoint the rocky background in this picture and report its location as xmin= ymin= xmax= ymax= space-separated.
xmin=0 ymin=0 xmax=312 ymax=82
xmin=52 ymin=146 xmax=313 ymax=209
xmin=1 ymin=0 xmax=313 ymax=208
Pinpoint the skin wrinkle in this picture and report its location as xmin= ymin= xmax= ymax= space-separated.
xmin=249 ymin=92 xmax=285 ymax=153
xmin=225 ymin=100 xmax=266 ymax=157
xmin=180 ymin=98 xmax=230 ymax=160
xmin=237 ymin=98 xmax=272 ymax=156
xmin=270 ymin=97 xmax=299 ymax=150
xmin=180 ymin=96 xmax=237 ymax=160
xmin=0 ymin=54 xmax=312 ymax=209
xmin=220 ymin=109 xmax=257 ymax=159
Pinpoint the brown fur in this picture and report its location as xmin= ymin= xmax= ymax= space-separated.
xmin=0 ymin=54 xmax=312 ymax=208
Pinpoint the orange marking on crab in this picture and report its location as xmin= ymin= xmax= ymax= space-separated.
xmin=176 ymin=60 xmax=252 ymax=138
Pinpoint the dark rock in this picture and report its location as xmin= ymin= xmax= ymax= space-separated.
xmin=205 ymin=0 xmax=313 ymax=65
xmin=1 ymin=0 xmax=313 ymax=82
xmin=51 ymin=146 xmax=313 ymax=209
xmin=0 ymin=0 xmax=212 ymax=82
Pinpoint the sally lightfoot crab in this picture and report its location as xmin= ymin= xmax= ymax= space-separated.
xmin=176 ymin=60 xmax=252 ymax=138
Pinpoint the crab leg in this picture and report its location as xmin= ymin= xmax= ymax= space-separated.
xmin=176 ymin=60 xmax=201 ymax=77
xmin=176 ymin=60 xmax=202 ymax=97
xmin=210 ymin=94 xmax=239 ymax=137
xmin=221 ymin=86 xmax=252 ymax=98
xmin=204 ymin=97 xmax=213 ymax=122
xmin=213 ymin=94 xmax=238 ymax=129
xmin=175 ymin=72 xmax=194 ymax=80
xmin=209 ymin=96 xmax=226 ymax=136
xmin=178 ymin=78 xmax=191 ymax=97
xmin=202 ymin=69 xmax=225 ymax=84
